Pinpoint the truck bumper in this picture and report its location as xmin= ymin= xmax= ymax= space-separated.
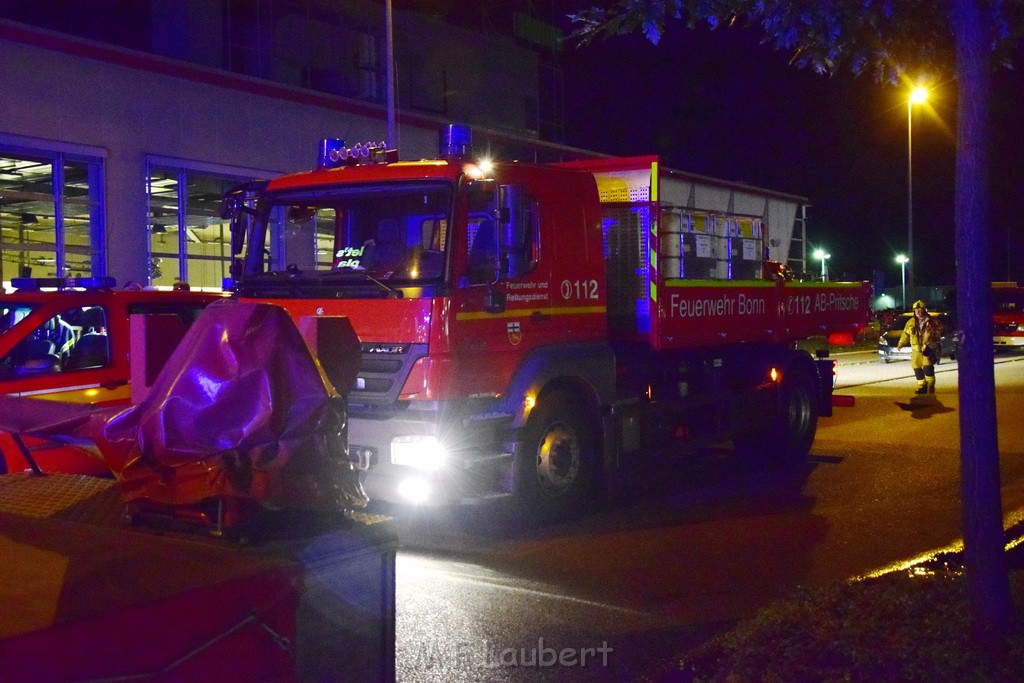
xmin=347 ymin=411 xmax=514 ymax=507
xmin=993 ymin=336 xmax=1024 ymax=347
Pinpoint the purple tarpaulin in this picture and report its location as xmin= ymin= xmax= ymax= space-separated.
xmin=0 ymin=300 xmax=367 ymax=512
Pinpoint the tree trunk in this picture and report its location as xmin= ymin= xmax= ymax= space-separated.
xmin=953 ymin=0 xmax=1013 ymax=636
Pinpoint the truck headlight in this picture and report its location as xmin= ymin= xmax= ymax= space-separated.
xmin=391 ymin=435 xmax=447 ymax=470
xmin=398 ymin=477 xmax=431 ymax=503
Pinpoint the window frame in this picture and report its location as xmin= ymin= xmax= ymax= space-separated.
xmin=0 ymin=133 xmax=107 ymax=283
xmin=146 ymin=155 xmax=278 ymax=289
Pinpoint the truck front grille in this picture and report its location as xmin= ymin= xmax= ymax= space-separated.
xmin=360 ymin=358 xmax=405 ymax=373
xmin=349 ymin=342 xmax=427 ymax=405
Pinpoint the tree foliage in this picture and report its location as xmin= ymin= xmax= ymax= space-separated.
xmin=570 ymin=0 xmax=1024 ymax=639
xmin=570 ymin=1 xmax=1023 ymax=82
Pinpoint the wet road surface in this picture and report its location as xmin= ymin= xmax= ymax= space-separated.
xmin=389 ymin=353 xmax=1024 ymax=681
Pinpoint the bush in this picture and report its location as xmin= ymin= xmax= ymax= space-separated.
xmin=684 ymin=572 xmax=1024 ymax=682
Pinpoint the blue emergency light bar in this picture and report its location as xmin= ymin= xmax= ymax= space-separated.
xmin=317 ymin=138 xmax=396 ymax=169
xmin=11 ymin=276 xmax=117 ymax=291
xmin=317 ymin=139 xmax=346 ymax=168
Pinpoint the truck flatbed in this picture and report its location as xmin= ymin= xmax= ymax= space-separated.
xmin=657 ymin=279 xmax=869 ymax=349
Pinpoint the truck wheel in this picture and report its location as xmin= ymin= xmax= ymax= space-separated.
xmin=735 ymin=369 xmax=817 ymax=464
xmin=779 ymin=370 xmax=818 ymax=459
xmin=515 ymin=390 xmax=598 ymax=521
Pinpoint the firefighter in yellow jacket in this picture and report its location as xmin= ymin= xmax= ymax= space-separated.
xmin=898 ymin=300 xmax=941 ymax=394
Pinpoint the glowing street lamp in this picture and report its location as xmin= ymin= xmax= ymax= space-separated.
xmin=896 ymin=254 xmax=909 ymax=310
xmin=907 ymin=85 xmax=929 ymax=291
xmin=813 ymin=248 xmax=830 ymax=282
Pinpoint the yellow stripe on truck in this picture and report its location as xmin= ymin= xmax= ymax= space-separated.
xmin=455 ymin=306 xmax=606 ymax=321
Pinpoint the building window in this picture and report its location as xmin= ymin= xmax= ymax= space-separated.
xmin=222 ymin=0 xmax=382 ymax=101
xmin=147 ymin=160 xmax=268 ymax=290
xmin=0 ymin=145 xmax=104 ymax=285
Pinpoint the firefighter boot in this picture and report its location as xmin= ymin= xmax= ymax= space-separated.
xmin=925 ymin=368 xmax=936 ymax=394
xmin=914 ymin=368 xmax=927 ymax=395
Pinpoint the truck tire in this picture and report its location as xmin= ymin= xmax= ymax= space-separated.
xmin=514 ymin=390 xmax=598 ymax=522
xmin=735 ymin=368 xmax=817 ymax=464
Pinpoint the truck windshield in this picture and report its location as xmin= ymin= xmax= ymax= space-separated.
xmin=251 ymin=182 xmax=452 ymax=282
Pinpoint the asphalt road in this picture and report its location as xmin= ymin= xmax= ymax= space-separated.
xmin=391 ymin=352 xmax=1024 ymax=682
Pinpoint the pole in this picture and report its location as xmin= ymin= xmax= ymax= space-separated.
xmin=901 ymin=260 xmax=907 ymax=310
xmin=907 ymin=99 xmax=914 ymax=293
xmin=385 ymin=0 xmax=397 ymax=149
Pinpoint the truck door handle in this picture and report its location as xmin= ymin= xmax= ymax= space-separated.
xmin=100 ymin=379 xmax=128 ymax=390
xmin=530 ymin=311 xmax=550 ymax=322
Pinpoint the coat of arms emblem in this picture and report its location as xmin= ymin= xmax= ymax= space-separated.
xmin=507 ymin=321 xmax=522 ymax=345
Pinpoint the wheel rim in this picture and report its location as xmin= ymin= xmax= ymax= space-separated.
xmin=534 ymin=422 xmax=580 ymax=495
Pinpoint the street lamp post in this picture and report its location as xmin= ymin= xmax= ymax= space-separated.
xmin=385 ymin=0 xmax=397 ymax=149
xmin=907 ymin=85 xmax=928 ymax=293
xmin=813 ymin=248 xmax=830 ymax=282
xmin=896 ymin=254 xmax=909 ymax=310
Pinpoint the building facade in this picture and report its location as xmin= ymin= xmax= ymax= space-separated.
xmin=0 ymin=1 xmax=807 ymax=290
xmin=0 ymin=1 xmax=577 ymax=289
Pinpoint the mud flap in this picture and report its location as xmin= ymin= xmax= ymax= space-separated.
xmin=815 ymin=357 xmax=835 ymax=417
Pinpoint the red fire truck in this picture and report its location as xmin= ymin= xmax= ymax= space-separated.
xmin=224 ymin=125 xmax=871 ymax=519
xmin=992 ymin=282 xmax=1024 ymax=351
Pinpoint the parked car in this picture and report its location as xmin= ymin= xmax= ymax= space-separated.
xmin=877 ymin=311 xmax=959 ymax=364
xmin=0 ymin=277 xmax=226 ymax=474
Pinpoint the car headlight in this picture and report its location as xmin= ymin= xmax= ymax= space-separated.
xmin=391 ymin=435 xmax=447 ymax=471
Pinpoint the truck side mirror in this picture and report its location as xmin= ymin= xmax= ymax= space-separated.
xmin=229 ymin=217 xmax=245 ymax=258
xmin=221 ymin=180 xmax=268 ymax=257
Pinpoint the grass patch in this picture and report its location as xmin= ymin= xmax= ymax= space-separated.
xmin=682 ymin=571 xmax=1024 ymax=681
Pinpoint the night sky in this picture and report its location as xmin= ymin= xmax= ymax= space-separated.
xmin=548 ymin=13 xmax=1024 ymax=292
